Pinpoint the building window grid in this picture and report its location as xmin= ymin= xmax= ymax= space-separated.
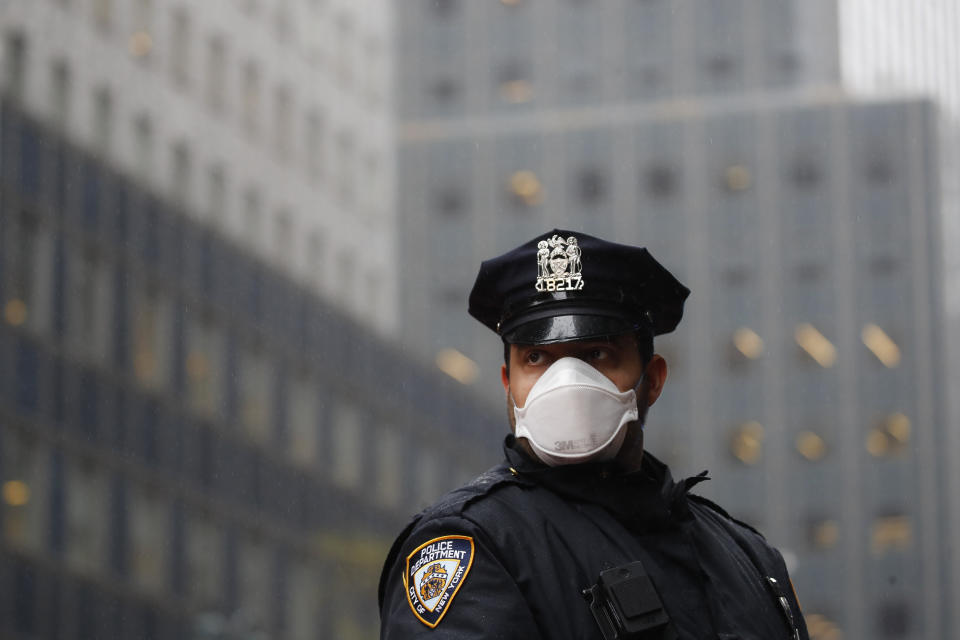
xmin=92 ymin=0 xmax=113 ymax=32
xmin=50 ymin=59 xmax=72 ymax=131
xmin=92 ymin=86 xmax=113 ymax=157
xmin=273 ymin=85 xmax=294 ymax=161
xmin=170 ymin=141 xmax=192 ymax=209
xmin=205 ymin=35 xmax=228 ymax=114
xmin=4 ymin=31 xmax=28 ymax=103
xmin=304 ymin=109 xmax=324 ymax=180
xmin=206 ymin=163 xmax=227 ymax=226
xmin=133 ymin=113 xmax=154 ymax=182
xmin=170 ymin=8 xmax=191 ymax=89
xmin=65 ymin=243 xmax=112 ymax=366
xmin=65 ymin=458 xmax=109 ymax=576
xmin=1 ymin=431 xmax=50 ymax=554
xmin=0 ymin=97 xmax=510 ymax=632
xmin=241 ymin=61 xmax=261 ymax=137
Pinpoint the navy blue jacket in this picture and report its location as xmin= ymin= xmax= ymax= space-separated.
xmin=379 ymin=438 xmax=808 ymax=639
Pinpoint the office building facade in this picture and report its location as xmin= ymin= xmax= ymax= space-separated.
xmin=0 ymin=103 xmax=497 ymax=640
xmin=0 ymin=0 xmax=399 ymax=335
xmin=395 ymin=2 xmax=952 ymax=638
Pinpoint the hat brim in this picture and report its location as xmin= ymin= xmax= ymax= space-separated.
xmin=502 ymin=314 xmax=636 ymax=345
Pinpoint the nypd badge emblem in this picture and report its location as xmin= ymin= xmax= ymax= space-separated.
xmin=404 ymin=535 xmax=475 ymax=628
xmin=536 ymin=234 xmax=585 ymax=292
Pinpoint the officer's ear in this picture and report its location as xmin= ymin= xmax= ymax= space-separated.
xmin=641 ymin=354 xmax=668 ymax=407
xmin=501 ymin=363 xmax=509 ymax=391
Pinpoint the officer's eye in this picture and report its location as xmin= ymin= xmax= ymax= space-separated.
xmin=525 ymin=350 xmax=546 ymax=365
xmin=586 ymin=348 xmax=610 ymax=362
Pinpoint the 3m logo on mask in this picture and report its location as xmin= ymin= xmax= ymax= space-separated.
xmin=404 ymin=535 xmax=475 ymax=628
xmin=535 ymin=234 xmax=585 ymax=292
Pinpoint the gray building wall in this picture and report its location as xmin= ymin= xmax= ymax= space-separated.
xmin=395 ymin=2 xmax=951 ymax=638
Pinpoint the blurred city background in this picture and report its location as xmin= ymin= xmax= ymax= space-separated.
xmin=0 ymin=0 xmax=957 ymax=638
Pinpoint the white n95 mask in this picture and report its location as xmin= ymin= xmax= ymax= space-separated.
xmin=513 ymin=357 xmax=640 ymax=466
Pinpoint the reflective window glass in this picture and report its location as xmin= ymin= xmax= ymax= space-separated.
xmin=186 ymin=510 xmax=223 ymax=606
xmin=185 ymin=312 xmax=224 ymax=419
xmin=287 ymin=373 xmax=319 ymax=467
xmin=4 ymin=209 xmax=53 ymax=336
xmin=65 ymin=458 xmax=108 ymax=575
xmin=65 ymin=244 xmax=112 ymax=366
xmin=130 ymin=285 xmax=172 ymax=391
xmin=130 ymin=482 xmax=167 ymax=593
xmin=239 ymin=341 xmax=275 ymax=444
xmin=239 ymin=536 xmax=272 ymax=631
xmin=1 ymin=431 xmax=49 ymax=553
xmin=330 ymin=402 xmax=362 ymax=489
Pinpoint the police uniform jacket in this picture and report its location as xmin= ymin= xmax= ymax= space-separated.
xmin=379 ymin=436 xmax=808 ymax=640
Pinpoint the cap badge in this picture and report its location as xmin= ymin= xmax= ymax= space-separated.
xmin=536 ymin=235 xmax=585 ymax=292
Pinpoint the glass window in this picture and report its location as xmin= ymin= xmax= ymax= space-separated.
xmin=185 ymin=311 xmax=224 ymax=419
xmin=91 ymin=0 xmax=113 ymax=31
xmin=131 ymin=284 xmax=172 ymax=391
xmin=241 ymin=60 xmax=261 ymax=136
xmin=287 ymin=373 xmax=319 ymax=467
xmin=287 ymin=560 xmax=321 ymax=640
xmin=129 ymin=0 xmax=154 ymax=61
xmin=238 ymin=341 xmax=275 ymax=445
xmin=50 ymin=58 xmax=71 ymax=130
xmin=4 ymin=31 xmax=28 ymax=102
xmin=273 ymin=0 xmax=293 ymax=41
xmin=334 ymin=13 xmax=353 ymax=87
xmin=274 ymin=85 xmax=293 ymax=160
xmin=306 ymin=231 xmax=324 ymax=290
xmin=273 ymin=210 xmax=293 ymax=267
xmin=131 ymin=0 xmax=154 ymax=33
xmin=130 ymin=482 xmax=167 ymax=593
xmin=336 ymin=249 xmax=355 ymax=310
xmin=170 ymin=140 xmax=192 ymax=209
xmin=415 ymin=443 xmax=440 ymax=506
xmin=305 ymin=109 xmax=324 ymax=179
xmin=206 ymin=35 xmax=227 ymax=113
xmin=871 ymin=514 xmax=912 ymax=555
xmin=206 ymin=163 xmax=227 ymax=226
xmin=239 ymin=536 xmax=272 ymax=631
xmin=243 ymin=187 xmax=263 ymax=253
xmin=65 ymin=244 xmax=112 ymax=366
xmin=876 ymin=601 xmax=911 ymax=638
xmin=374 ymin=425 xmax=402 ymax=507
xmin=92 ymin=85 xmax=112 ymax=156
xmin=335 ymin=130 xmax=355 ymax=203
xmin=170 ymin=8 xmax=191 ymax=88
xmin=186 ymin=510 xmax=223 ymax=606
xmin=1 ymin=430 xmax=49 ymax=553
xmin=65 ymin=457 xmax=108 ymax=575
xmin=4 ymin=208 xmax=53 ymax=336
xmin=133 ymin=113 xmax=154 ymax=181
xmin=330 ymin=402 xmax=362 ymax=489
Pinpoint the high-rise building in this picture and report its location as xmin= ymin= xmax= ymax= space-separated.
xmin=2 ymin=1 xmax=955 ymax=638
xmin=395 ymin=2 xmax=952 ymax=639
xmin=839 ymin=9 xmax=960 ymax=632
xmin=0 ymin=0 xmax=399 ymax=335
xmin=0 ymin=103 xmax=497 ymax=639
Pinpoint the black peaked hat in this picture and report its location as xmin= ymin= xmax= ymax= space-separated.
xmin=468 ymin=229 xmax=690 ymax=344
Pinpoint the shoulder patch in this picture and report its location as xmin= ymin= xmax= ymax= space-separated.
xmin=403 ymin=535 xmax=475 ymax=628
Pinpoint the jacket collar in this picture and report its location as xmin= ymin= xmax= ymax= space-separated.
xmin=503 ymin=435 xmax=709 ymax=531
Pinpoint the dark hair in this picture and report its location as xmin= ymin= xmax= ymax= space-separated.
xmin=503 ymin=329 xmax=654 ymax=378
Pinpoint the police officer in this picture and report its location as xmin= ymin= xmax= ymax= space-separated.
xmin=379 ymin=229 xmax=808 ymax=640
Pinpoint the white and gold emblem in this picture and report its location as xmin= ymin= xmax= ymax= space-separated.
xmin=404 ymin=535 xmax=475 ymax=628
xmin=536 ymin=235 xmax=585 ymax=292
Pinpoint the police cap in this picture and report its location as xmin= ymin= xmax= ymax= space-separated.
xmin=468 ymin=229 xmax=690 ymax=345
